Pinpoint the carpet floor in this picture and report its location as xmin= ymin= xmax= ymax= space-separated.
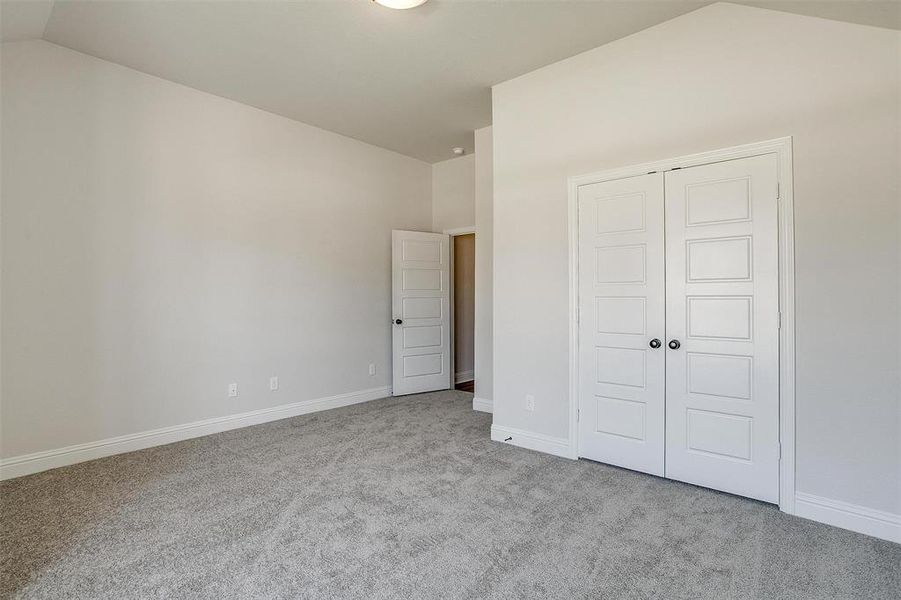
xmin=1 ymin=391 xmax=898 ymax=599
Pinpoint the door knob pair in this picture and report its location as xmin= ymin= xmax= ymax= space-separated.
xmin=648 ymin=338 xmax=680 ymax=349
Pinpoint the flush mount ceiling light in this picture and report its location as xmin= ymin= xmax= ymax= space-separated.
xmin=373 ymin=0 xmax=429 ymax=9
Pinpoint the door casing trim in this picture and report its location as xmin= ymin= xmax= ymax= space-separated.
xmin=566 ymin=137 xmax=796 ymax=514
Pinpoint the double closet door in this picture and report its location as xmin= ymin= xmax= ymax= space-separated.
xmin=577 ymin=154 xmax=780 ymax=503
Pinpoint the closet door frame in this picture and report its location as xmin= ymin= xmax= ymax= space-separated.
xmin=566 ymin=137 xmax=796 ymax=515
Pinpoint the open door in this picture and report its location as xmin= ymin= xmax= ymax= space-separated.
xmin=392 ymin=230 xmax=451 ymax=396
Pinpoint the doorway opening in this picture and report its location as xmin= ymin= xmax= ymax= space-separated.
xmin=389 ymin=227 xmax=475 ymax=396
xmin=451 ymin=232 xmax=475 ymax=393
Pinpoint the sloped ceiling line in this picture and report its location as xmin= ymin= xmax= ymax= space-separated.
xmin=2 ymin=1 xmax=898 ymax=162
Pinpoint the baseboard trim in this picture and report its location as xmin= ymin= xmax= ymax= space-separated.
xmin=490 ymin=424 xmax=575 ymax=459
xmin=472 ymin=397 xmax=493 ymax=413
xmin=0 ymin=385 xmax=392 ymax=481
xmin=454 ymin=370 xmax=474 ymax=384
xmin=794 ymin=492 xmax=901 ymax=543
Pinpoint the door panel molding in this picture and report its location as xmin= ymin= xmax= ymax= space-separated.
xmin=392 ymin=230 xmax=451 ymax=396
xmin=567 ymin=137 xmax=796 ymax=513
xmin=664 ymin=154 xmax=780 ymax=503
xmin=577 ymin=173 xmax=666 ymax=476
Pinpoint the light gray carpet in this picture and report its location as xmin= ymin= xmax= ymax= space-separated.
xmin=1 ymin=391 xmax=898 ymax=599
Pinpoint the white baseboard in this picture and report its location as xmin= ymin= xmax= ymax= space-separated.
xmin=490 ymin=424 xmax=575 ymax=459
xmin=454 ymin=370 xmax=474 ymax=384
xmin=0 ymin=385 xmax=392 ymax=481
xmin=472 ymin=397 xmax=493 ymax=413
xmin=484 ymin=430 xmax=901 ymax=544
xmin=794 ymin=492 xmax=900 ymax=544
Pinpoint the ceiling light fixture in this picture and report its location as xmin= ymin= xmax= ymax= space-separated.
xmin=373 ymin=0 xmax=429 ymax=9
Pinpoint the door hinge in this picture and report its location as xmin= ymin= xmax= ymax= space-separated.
xmin=577 ymin=408 xmax=580 ymax=422
xmin=777 ymin=311 xmax=782 ymax=330
xmin=777 ymin=181 xmax=781 ymax=200
xmin=778 ymin=442 xmax=782 ymax=460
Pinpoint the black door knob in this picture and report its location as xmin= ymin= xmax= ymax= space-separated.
xmin=668 ymin=339 xmax=681 ymax=350
xmin=649 ymin=338 xmax=661 ymax=349
xmin=394 ymin=319 xmax=403 ymax=325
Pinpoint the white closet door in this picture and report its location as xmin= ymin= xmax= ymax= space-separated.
xmin=664 ymin=154 xmax=780 ymax=503
xmin=392 ymin=230 xmax=451 ymax=396
xmin=578 ymin=173 xmax=666 ymax=476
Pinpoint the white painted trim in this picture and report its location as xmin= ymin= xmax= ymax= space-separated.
xmin=491 ymin=424 xmax=574 ymax=459
xmin=443 ymin=226 xmax=476 ymax=236
xmin=0 ymin=386 xmax=392 ymax=481
xmin=776 ymin=141 xmax=797 ymax=514
xmin=472 ymin=397 xmax=493 ymax=413
xmin=567 ymin=137 xmax=796 ymax=510
xmin=455 ymin=370 xmax=474 ymax=384
xmin=795 ymin=493 xmax=901 ymax=544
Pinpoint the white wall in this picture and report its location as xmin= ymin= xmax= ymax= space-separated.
xmin=492 ymin=3 xmax=900 ymax=516
xmin=431 ymin=154 xmax=475 ymax=232
xmin=474 ymin=127 xmax=493 ymax=407
xmin=453 ymin=234 xmax=475 ymax=380
xmin=431 ymin=151 xmax=489 ymax=399
xmin=0 ymin=40 xmax=432 ymax=460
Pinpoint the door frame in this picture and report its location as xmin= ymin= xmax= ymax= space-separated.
xmin=566 ymin=137 xmax=796 ymax=514
xmin=444 ymin=226 xmax=476 ymax=389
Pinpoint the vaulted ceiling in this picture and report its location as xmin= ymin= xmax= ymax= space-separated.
xmin=3 ymin=1 xmax=899 ymax=162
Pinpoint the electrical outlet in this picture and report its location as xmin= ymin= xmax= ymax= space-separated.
xmin=269 ymin=376 xmax=279 ymax=391
xmin=526 ymin=394 xmax=535 ymax=411
xmin=369 ymin=362 xmax=376 ymax=376
xmin=228 ymin=383 xmax=238 ymax=398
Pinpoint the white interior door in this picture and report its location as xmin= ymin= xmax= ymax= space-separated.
xmin=663 ymin=154 xmax=780 ymax=503
xmin=392 ymin=230 xmax=451 ymax=396
xmin=578 ymin=173 xmax=666 ymax=476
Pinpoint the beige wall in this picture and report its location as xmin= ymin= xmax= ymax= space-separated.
xmin=492 ymin=4 xmax=900 ymax=514
xmin=474 ymin=127 xmax=493 ymax=406
xmin=453 ymin=234 xmax=475 ymax=380
xmin=431 ymin=154 xmax=475 ymax=232
xmin=0 ymin=40 xmax=432 ymax=459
